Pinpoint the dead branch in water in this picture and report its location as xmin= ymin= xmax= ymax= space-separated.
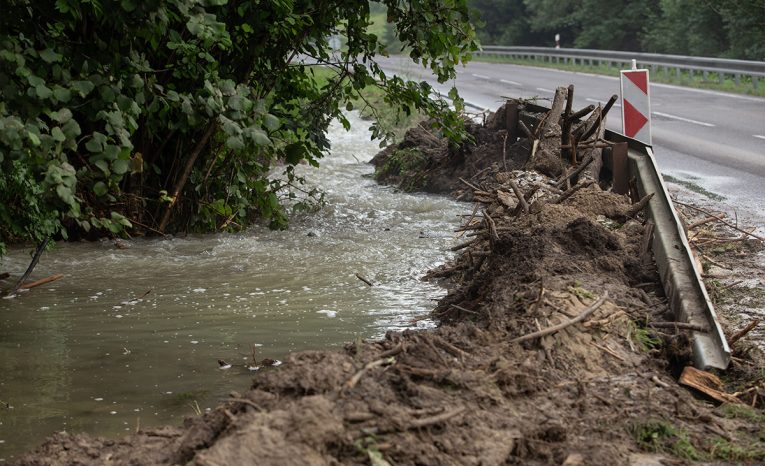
xmin=355 ymin=273 xmax=374 ymax=287
xmin=20 ymin=273 xmax=64 ymax=290
xmin=10 ymin=236 xmax=50 ymax=296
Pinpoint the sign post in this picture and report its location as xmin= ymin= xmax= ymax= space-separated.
xmin=620 ymin=68 xmax=651 ymax=144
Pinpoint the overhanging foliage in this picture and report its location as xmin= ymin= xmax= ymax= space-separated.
xmin=0 ymin=0 xmax=477 ymax=255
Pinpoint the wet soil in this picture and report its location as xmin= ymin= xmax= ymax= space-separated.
xmin=15 ymin=101 xmax=765 ymax=465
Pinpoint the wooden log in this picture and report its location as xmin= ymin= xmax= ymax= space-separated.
xmin=679 ymin=366 xmax=743 ymax=404
xmin=525 ymin=86 xmax=567 ymax=177
xmin=578 ymin=106 xmax=605 ymax=184
xmin=567 ymin=104 xmax=596 ymax=122
xmin=561 ymin=84 xmax=575 ymax=162
xmin=20 ymin=273 xmax=64 ymax=290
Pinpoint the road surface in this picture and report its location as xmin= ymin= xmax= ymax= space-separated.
xmin=377 ymin=56 xmax=765 ymax=222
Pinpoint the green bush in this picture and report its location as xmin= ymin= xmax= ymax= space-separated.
xmin=0 ymin=0 xmax=477 ymax=254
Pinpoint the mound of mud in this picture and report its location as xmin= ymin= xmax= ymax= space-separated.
xmin=16 ymin=92 xmax=765 ymax=465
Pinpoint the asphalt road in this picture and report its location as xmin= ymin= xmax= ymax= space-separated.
xmin=377 ymin=56 xmax=765 ymax=220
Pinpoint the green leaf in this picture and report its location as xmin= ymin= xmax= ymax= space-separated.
xmin=264 ymin=114 xmax=280 ymax=131
xmin=120 ymin=0 xmax=136 ymax=12
xmin=56 ymin=184 xmax=75 ymax=205
xmin=93 ymin=181 xmax=108 ymax=196
xmin=35 ymin=83 xmax=53 ymax=99
xmin=61 ymin=119 xmax=81 ymax=139
xmin=39 ymin=48 xmax=63 ymax=63
xmin=110 ymin=212 xmax=132 ymax=227
xmin=225 ymin=135 xmax=244 ymax=150
xmin=103 ymin=144 xmax=120 ymax=161
xmin=51 ymin=108 xmax=73 ymax=124
xmin=85 ymin=132 xmax=107 ymax=153
xmin=27 ymin=75 xmax=44 ymax=87
xmin=27 ymin=131 xmax=41 ymax=146
xmin=251 ymin=128 xmax=271 ymax=146
xmin=51 ymin=127 xmax=66 ymax=142
xmin=94 ymin=159 xmax=110 ymax=174
xmin=112 ymin=158 xmax=131 ymax=175
xmin=71 ymin=80 xmax=95 ymax=97
xmin=53 ymin=86 xmax=72 ymax=103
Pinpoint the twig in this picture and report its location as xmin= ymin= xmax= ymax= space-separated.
xmin=555 ymin=180 xmax=595 ymax=204
xmin=433 ymin=336 xmax=469 ymax=361
xmin=355 ymin=273 xmax=374 ymax=287
xmin=590 ymin=342 xmax=626 ymax=362
xmin=378 ymin=344 xmax=404 ymax=359
xmin=451 ymin=239 xmax=477 ymax=251
xmin=555 ymin=154 xmax=594 ymax=189
xmin=450 ymin=304 xmax=479 ymax=315
xmin=648 ymin=321 xmax=709 ymax=332
xmin=626 ymin=193 xmax=654 ymax=217
xmin=459 ymin=177 xmax=480 ymax=192
xmin=483 ymin=210 xmax=499 ymax=242
xmin=729 ymin=319 xmax=760 ymax=346
xmin=406 ymin=406 xmax=466 ymax=429
xmin=128 ymin=218 xmax=167 ymax=237
xmin=672 ymin=200 xmax=764 ymax=241
xmin=10 ymin=237 xmax=50 ymax=295
xmin=345 ymin=357 xmax=395 ymax=389
xmin=687 ymin=215 xmax=720 ymax=231
xmin=567 ymin=104 xmax=596 ymax=122
xmin=510 ymin=292 xmax=608 ymax=344
xmin=518 ymin=120 xmax=534 ymax=140
xmin=651 ymin=375 xmax=671 ymax=389
xmin=508 ymin=180 xmax=529 ymax=214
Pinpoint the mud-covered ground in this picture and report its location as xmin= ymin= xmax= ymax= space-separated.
xmin=16 ymin=98 xmax=765 ymax=465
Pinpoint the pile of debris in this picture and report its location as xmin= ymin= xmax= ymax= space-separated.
xmin=15 ymin=86 xmax=765 ymax=466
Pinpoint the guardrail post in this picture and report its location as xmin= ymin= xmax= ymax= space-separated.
xmin=611 ymin=143 xmax=629 ymax=195
xmin=753 ymin=76 xmax=759 ymax=91
xmin=735 ymin=73 xmax=741 ymax=86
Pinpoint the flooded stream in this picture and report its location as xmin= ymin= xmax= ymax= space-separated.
xmin=0 ymin=113 xmax=465 ymax=459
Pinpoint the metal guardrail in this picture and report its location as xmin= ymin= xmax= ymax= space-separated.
xmin=477 ymin=46 xmax=765 ymax=91
xmin=515 ymin=100 xmax=731 ymax=370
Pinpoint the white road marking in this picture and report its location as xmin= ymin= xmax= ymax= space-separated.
xmin=500 ymin=79 xmax=522 ymax=86
xmin=472 ymin=73 xmax=490 ymax=79
xmin=754 ymin=134 xmax=765 ymax=141
xmin=536 ymin=87 xmax=554 ymax=93
xmin=652 ymin=111 xmax=715 ymax=127
xmin=586 ymin=97 xmax=621 ymax=108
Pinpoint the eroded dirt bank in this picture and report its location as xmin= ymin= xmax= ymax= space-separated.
xmin=16 ymin=94 xmax=765 ymax=465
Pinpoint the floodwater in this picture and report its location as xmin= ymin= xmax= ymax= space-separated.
xmin=0 ymin=112 xmax=465 ymax=459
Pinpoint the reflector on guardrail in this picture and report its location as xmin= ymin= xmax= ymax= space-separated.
xmin=620 ymin=69 xmax=651 ymax=145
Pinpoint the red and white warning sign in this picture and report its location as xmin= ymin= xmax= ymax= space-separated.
xmin=620 ymin=69 xmax=651 ymax=144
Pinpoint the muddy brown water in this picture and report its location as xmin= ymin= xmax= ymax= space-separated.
xmin=0 ymin=113 xmax=465 ymax=460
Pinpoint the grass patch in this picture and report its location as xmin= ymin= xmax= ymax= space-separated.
xmin=633 ymin=420 xmax=703 ymax=460
xmin=719 ymin=403 xmax=765 ymax=423
xmin=627 ymin=320 xmax=662 ymax=352
xmin=474 ymin=54 xmax=765 ymax=98
xmin=662 ymin=174 xmax=725 ymax=201
xmin=709 ymin=438 xmax=765 ymax=462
